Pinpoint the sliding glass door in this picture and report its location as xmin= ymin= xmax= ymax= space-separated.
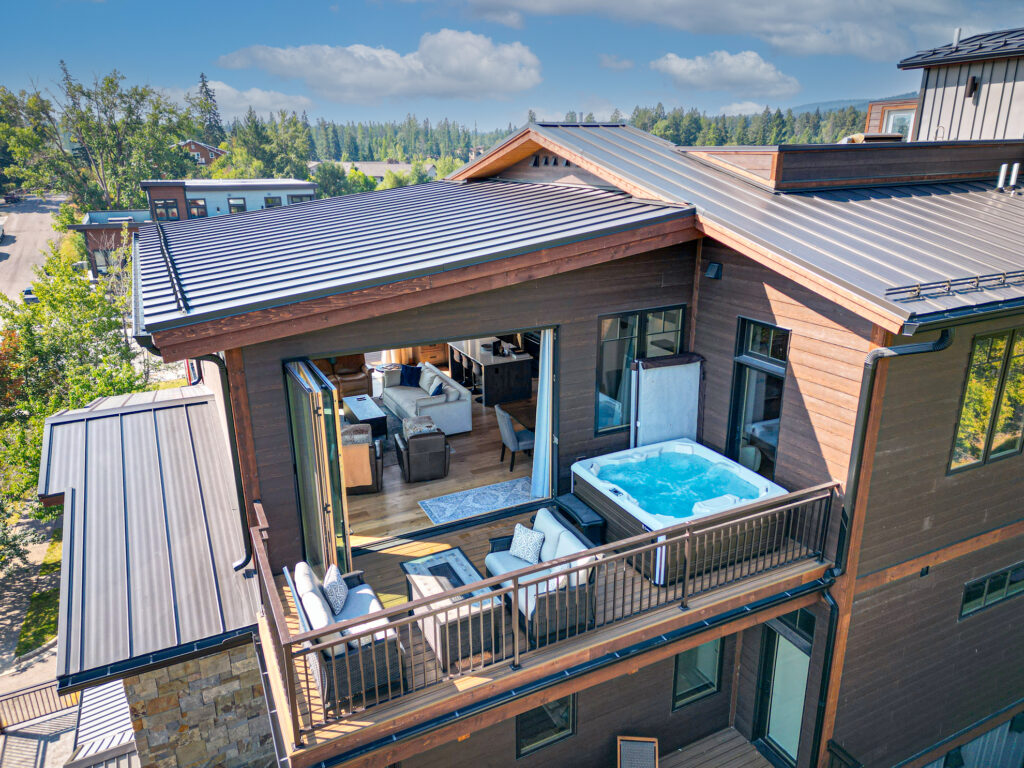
xmin=285 ymin=361 xmax=352 ymax=573
xmin=756 ymin=618 xmax=813 ymax=765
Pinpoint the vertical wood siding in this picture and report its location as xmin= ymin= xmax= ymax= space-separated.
xmin=833 ymin=536 xmax=1024 ymax=767
xmin=240 ymin=247 xmax=695 ymax=569
xmin=917 ymin=58 xmax=1024 ymax=140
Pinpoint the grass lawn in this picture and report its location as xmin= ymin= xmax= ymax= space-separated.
xmin=39 ymin=526 xmax=62 ymax=577
xmin=153 ymin=377 xmax=187 ymax=390
xmin=15 ymin=587 xmax=60 ymax=656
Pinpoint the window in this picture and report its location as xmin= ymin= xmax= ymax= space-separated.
xmin=228 ymin=197 xmax=246 ymax=214
xmin=187 ymin=198 xmax=207 ymax=219
xmin=288 ymin=193 xmax=313 ymax=204
xmin=882 ymin=108 xmax=915 ymax=137
xmin=516 ymin=695 xmax=575 ymax=757
xmin=777 ymin=608 xmax=816 ymax=643
xmin=152 ymin=199 xmax=179 ymax=221
xmin=729 ymin=319 xmax=789 ymax=480
xmin=93 ymin=249 xmax=112 ymax=274
xmin=672 ymin=638 xmax=722 ymax=708
xmin=596 ymin=305 xmax=686 ymax=432
xmin=264 ymin=196 xmax=282 ymax=208
xmin=950 ymin=329 xmax=1024 ymax=471
xmin=960 ymin=560 xmax=1024 ymax=617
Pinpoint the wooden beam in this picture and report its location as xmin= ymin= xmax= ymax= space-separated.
xmin=152 ymin=218 xmax=699 ymax=362
xmin=855 ymin=519 xmax=1024 ymax=594
xmin=695 ymin=218 xmax=905 ymax=334
xmin=322 ymin=591 xmax=822 ymax=768
xmin=223 ymin=348 xmax=261 ymax=520
xmin=815 ymin=325 xmax=891 ymax=767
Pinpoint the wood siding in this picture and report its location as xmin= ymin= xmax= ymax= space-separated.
xmin=403 ymin=642 xmax=735 ymax=768
xmin=240 ymin=247 xmax=695 ymax=569
xmin=832 ymin=535 xmax=1024 ymax=767
xmin=916 ymin=58 xmax=1024 ymax=141
xmin=860 ymin=317 xmax=1024 ymax=575
xmin=692 ymin=240 xmax=874 ymax=493
xmin=864 ymin=99 xmax=920 ymax=133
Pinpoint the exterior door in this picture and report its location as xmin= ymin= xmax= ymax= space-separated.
xmin=284 ymin=361 xmax=352 ymax=573
xmin=756 ymin=624 xmax=811 ymax=765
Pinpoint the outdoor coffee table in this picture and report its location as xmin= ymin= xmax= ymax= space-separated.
xmin=401 ymin=547 xmax=503 ymax=672
xmin=342 ymin=394 xmax=387 ymax=438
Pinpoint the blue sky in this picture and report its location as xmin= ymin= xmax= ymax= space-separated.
xmin=3 ymin=1 xmax=1021 ymax=128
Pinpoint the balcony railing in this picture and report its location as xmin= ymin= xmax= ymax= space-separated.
xmin=252 ymin=482 xmax=838 ymax=748
xmin=0 ymin=681 xmax=80 ymax=733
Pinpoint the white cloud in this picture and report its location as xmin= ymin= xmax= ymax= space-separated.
xmin=651 ymin=50 xmax=799 ymax=97
xmin=435 ymin=0 xmax=1016 ymax=60
xmin=207 ymin=81 xmax=314 ymax=117
xmin=720 ymin=101 xmax=768 ymax=116
xmin=218 ymin=29 xmax=541 ymax=103
xmin=599 ymin=53 xmax=634 ymax=71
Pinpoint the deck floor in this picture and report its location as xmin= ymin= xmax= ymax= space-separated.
xmin=661 ymin=727 xmax=772 ymax=768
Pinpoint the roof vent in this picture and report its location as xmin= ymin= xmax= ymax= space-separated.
xmin=1010 ymin=162 xmax=1021 ymax=190
xmin=952 ymin=27 xmax=962 ymax=49
xmin=997 ymin=163 xmax=1008 ymax=189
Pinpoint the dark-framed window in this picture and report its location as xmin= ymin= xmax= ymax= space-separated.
xmin=728 ymin=318 xmax=790 ymax=480
xmin=152 ymin=199 xmax=179 ymax=221
xmin=187 ymin=198 xmax=207 ymax=218
xmin=595 ymin=304 xmax=686 ymax=433
xmin=777 ymin=607 xmax=816 ymax=644
xmin=288 ymin=193 xmax=313 ymax=203
xmin=950 ymin=328 xmax=1024 ymax=472
xmin=228 ymin=197 xmax=246 ymax=213
xmin=264 ymin=196 xmax=282 ymax=208
xmin=960 ymin=560 xmax=1024 ymax=617
xmin=672 ymin=637 xmax=722 ymax=709
xmin=516 ymin=694 xmax=575 ymax=757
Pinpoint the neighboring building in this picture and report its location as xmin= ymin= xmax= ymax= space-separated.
xmin=899 ymin=26 xmax=1024 ymax=141
xmin=176 ymin=138 xmax=227 ymax=166
xmin=863 ymin=96 xmax=919 ymax=137
xmin=68 ymin=208 xmax=151 ymax=275
xmin=311 ymin=159 xmax=436 ymax=183
xmin=140 ymin=177 xmax=317 ymax=222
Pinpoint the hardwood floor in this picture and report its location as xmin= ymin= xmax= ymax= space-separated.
xmin=660 ymin=727 xmax=771 ymax=768
xmin=346 ymin=386 xmax=534 ymax=545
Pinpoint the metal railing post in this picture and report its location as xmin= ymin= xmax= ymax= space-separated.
xmin=510 ymin=576 xmax=522 ymax=670
xmin=679 ymin=532 xmax=691 ymax=609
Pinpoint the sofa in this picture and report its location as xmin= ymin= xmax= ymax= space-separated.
xmin=284 ymin=563 xmax=404 ymax=713
xmin=314 ymin=354 xmax=371 ymax=397
xmin=484 ymin=507 xmax=600 ymax=648
xmin=380 ymin=362 xmax=472 ymax=435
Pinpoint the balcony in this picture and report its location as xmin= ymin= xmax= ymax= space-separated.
xmin=252 ymin=483 xmax=838 ymax=766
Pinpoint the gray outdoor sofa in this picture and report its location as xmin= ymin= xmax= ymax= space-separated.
xmin=284 ymin=564 xmax=404 ymax=713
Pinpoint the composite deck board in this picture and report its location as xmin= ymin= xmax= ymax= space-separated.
xmin=660 ymin=727 xmax=772 ymax=768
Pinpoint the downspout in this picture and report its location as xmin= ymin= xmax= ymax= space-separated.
xmin=195 ymin=353 xmax=253 ymax=571
xmin=810 ymin=326 xmax=954 ymax=765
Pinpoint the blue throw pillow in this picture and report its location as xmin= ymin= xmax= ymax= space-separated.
xmin=431 ymin=382 xmax=443 ymax=397
xmin=399 ymin=364 xmax=421 ymax=388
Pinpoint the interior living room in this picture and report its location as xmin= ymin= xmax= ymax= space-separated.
xmin=293 ymin=329 xmax=553 ymax=548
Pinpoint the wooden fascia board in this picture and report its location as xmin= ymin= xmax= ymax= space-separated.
xmin=695 ymin=216 xmax=905 ymax=333
xmin=289 ymin=564 xmax=827 ymax=768
xmin=452 ymin=128 xmax=669 ymax=202
xmin=151 ymin=218 xmax=699 ymax=362
xmin=687 ymin=151 xmax=780 ymax=190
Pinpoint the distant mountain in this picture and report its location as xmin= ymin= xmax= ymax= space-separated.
xmin=788 ymin=92 xmax=917 ymax=114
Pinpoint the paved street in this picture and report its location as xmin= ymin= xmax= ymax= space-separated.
xmin=0 ymin=195 xmax=65 ymax=301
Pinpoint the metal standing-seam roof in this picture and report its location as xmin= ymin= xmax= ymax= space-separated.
xmin=38 ymin=386 xmax=259 ymax=690
xmin=899 ymin=27 xmax=1024 ymax=69
xmin=133 ymin=179 xmax=693 ymax=332
xmin=68 ymin=681 xmax=138 ymax=768
xmin=519 ymin=123 xmax=1024 ymax=326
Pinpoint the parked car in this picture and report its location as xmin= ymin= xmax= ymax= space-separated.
xmin=22 ymin=286 xmax=38 ymax=304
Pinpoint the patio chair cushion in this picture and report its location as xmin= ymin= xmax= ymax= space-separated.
xmin=533 ymin=507 xmax=568 ymax=562
xmin=335 ymin=583 xmax=394 ymax=647
xmin=292 ymin=561 xmax=321 ymax=598
xmin=484 ymin=549 xmax=533 ymax=577
xmin=500 ymin=569 xmax=566 ymax=618
xmin=509 ymin=523 xmax=545 ymax=565
xmin=322 ymin=564 xmax=349 ymax=614
xmin=299 ymin=588 xmax=344 ymax=647
xmin=550 ymin=532 xmax=597 ymax=587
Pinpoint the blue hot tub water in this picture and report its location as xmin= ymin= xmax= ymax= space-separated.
xmin=595 ymin=452 xmax=760 ymax=519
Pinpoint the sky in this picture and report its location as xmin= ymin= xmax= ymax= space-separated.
xmin=3 ymin=1 xmax=1022 ymax=128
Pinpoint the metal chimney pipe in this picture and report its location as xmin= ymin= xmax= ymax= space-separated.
xmin=997 ymin=163 xmax=1008 ymax=189
xmin=953 ymin=27 xmax=962 ymax=49
xmin=1010 ymin=162 xmax=1021 ymax=188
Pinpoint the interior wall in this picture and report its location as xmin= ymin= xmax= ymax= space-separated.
xmin=240 ymin=246 xmax=695 ymax=570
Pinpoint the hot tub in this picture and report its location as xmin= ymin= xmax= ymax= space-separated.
xmin=571 ymin=439 xmax=787 ymax=583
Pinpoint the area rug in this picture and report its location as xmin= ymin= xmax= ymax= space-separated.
xmin=419 ymin=477 xmax=533 ymax=525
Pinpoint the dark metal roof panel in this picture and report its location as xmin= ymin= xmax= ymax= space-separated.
xmin=531 ymin=124 xmax=1024 ymax=323
xmin=134 ymin=179 xmax=693 ymax=332
xmin=899 ymin=27 xmax=1024 ymax=69
xmin=40 ymin=392 xmax=258 ymax=684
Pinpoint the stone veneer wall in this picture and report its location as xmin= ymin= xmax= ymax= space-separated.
xmin=123 ymin=640 xmax=275 ymax=768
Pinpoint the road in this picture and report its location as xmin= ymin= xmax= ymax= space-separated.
xmin=0 ymin=195 xmax=65 ymax=301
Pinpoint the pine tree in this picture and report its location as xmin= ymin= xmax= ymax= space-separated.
xmin=196 ymin=73 xmax=226 ymax=146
